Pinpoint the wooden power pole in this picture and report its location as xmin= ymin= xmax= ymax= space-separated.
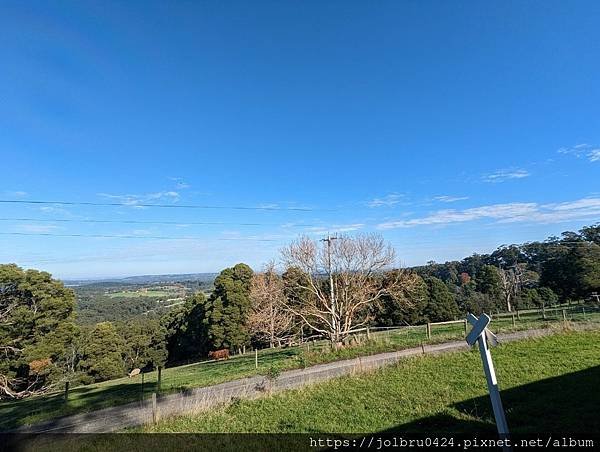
xmin=321 ymin=234 xmax=338 ymax=344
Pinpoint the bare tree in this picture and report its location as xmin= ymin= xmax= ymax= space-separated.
xmin=248 ymin=262 xmax=295 ymax=348
xmin=281 ymin=234 xmax=415 ymax=345
xmin=498 ymin=264 xmax=526 ymax=312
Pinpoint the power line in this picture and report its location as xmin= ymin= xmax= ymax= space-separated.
xmin=0 ymin=217 xmax=316 ymax=227
xmin=0 ymin=199 xmax=332 ymax=212
xmin=0 ymin=232 xmax=281 ymax=241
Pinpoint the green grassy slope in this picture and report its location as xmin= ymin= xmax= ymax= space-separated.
xmin=1 ymin=307 xmax=597 ymax=431
xmin=142 ymin=329 xmax=600 ymax=434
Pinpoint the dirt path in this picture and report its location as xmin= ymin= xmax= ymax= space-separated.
xmin=11 ymin=326 xmax=564 ymax=433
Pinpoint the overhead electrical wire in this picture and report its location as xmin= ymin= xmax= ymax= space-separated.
xmin=0 ymin=199 xmax=333 ymax=212
xmin=0 ymin=217 xmax=316 ymax=227
xmin=0 ymin=232 xmax=280 ymax=241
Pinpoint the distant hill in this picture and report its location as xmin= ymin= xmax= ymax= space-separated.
xmin=64 ymin=273 xmax=218 ymax=287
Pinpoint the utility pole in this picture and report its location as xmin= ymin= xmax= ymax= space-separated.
xmin=321 ymin=234 xmax=338 ymax=344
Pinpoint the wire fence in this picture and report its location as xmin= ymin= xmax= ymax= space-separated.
xmin=3 ymin=303 xmax=599 ymax=431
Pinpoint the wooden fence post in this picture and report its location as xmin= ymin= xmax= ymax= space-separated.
xmin=517 ymin=309 xmax=521 ymax=320
xmin=157 ymin=366 xmax=162 ymax=393
xmin=152 ymin=392 xmax=158 ymax=424
xmin=64 ymin=381 xmax=69 ymax=402
xmin=426 ymin=323 xmax=431 ymax=340
xmin=542 ymin=307 xmax=546 ymax=320
xmin=366 ymin=327 xmax=370 ymax=340
xmin=562 ymin=309 xmax=567 ymax=322
xmin=243 ymin=345 xmax=246 ymax=355
xmin=464 ymin=319 xmax=468 ymax=335
xmin=255 ymin=349 xmax=258 ymax=369
xmin=582 ymin=307 xmax=587 ymax=320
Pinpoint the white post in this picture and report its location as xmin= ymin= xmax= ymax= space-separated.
xmin=466 ymin=313 xmax=510 ymax=440
xmin=477 ymin=331 xmax=509 ymax=437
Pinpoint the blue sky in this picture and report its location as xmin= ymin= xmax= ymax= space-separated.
xmin=1 ymin=1 xmax=599 ymax=279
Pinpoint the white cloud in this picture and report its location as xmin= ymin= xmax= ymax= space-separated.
xmin=306 ymin=223 xmax=365 ymax=235
xmin=97 ymin=191 xmax=180 ymax=206
xmin=377 ymin=197 xmax=600 ymax=229
xmin=433 ymin=195 xmax=469 ymax=203
xmin=3 ymin=190 xmax=28 ymax=198
xmin=169 ymin=177 xmax=191 ymax=189
xmin=367 ymin=193 xmax=403 ymax=207
xmin=19 ymin=224 xmax=61 ymax=233
xmin=39 ymin=206 xmax=73 ymax=216
xmin=482 ymin=169 xmax=530 ymax=183
xmin=257 ymin=203 xmax=280 ymax=209
xmin=558 ymin=143 xmax=600 ymax=162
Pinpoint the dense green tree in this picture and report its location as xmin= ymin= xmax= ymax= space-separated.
xmin=541 ymin=240 xmax=600 ymax=299
xmin=373 ymin=273 xmax=429 ymax=326
xmin=118 ymin=318 xmax=168 ymax=371
xmin=0 ymin=264 xmax=77 ymax=399
xmin=537 ymin=287 xmax=559 ymax=305
xmin=162 ymin=292 xmax=210 ymax=363
xmin=564 ymin=243 xmax=600 ymax=298
xmin=423 ymin=276 xmax=460 ymax=322
xmin=78 ymin=322 xmax=125 ymax=382
xmin=476 ymin=265 xmax=503 ymax=301
xmin=203 ymin=263 xmax=253 ymax=351
xmin=488 ymin=244 xmax=525 ymax=267
xmin=580 ymin=224 xmax=600 ymax=245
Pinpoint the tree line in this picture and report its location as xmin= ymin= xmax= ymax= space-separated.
xmin=1 ymin=224 xmax=598 ymax=399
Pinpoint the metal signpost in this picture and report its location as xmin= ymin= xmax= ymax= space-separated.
xmin=466 ymin=313 xmax=510 ymax=441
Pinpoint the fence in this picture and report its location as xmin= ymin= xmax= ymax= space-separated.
xmin=16 ymin=326 xmax=565 ymax=434
xmin=5 ymin=303 xmax=600 ymax=432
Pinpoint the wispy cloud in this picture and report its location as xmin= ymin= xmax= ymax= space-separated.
xmin=377 ymin=197 xmax=600 ymax=229
xmin=258 ymin=203 xmax=280 ymax=209
xmin=367 ymin=193 xmax=404 ymax=208
xmin=19 ymin=224 xmax=61 ymax=233
xmin=3 ymin=190 xmax=28 ymax=198
xmin=433 ymin=195 xmax=469 ymax=203
xmin=39 ymin=206 xmax=73 ymax=217
xmin=558 ymin=143 xmax=600 ymax=162
xmin=482 ymin=169 xmax=530 ymax=183
xmin=97 ymin=191 xmax=180 ymax=207
xmin=306 ymin=223 xmax=365 ymax=235
xmin=169 ymin=177 xmax=191 ymax=189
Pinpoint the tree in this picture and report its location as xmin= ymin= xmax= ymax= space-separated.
xmin=537 ymin=287 xmax=558 ymax=306
xmin=0 ymin=264 xmax=77 ymax=399
xmin=281 ymin=234 xmax=416 ymax=344
xmin=580 ymin=223 xmax=600 ymax=245
xmin=78 ymin=322 xmax=125 ymax=382
xmin=564 ymin=243 xmax=600 ymax=299
xmin=498 ymin=266 xmax=520 ymax=312
xmin=203 ymin=263 xmax=254 ymax=351
xmin=476 ymin=265 xmax=502 ymax=301
xmin=248 ymin=262 xmax=295 ymax=347
xmin=423 ymin=276 xmax=460 ymax=322
xmin=373 ymin=272 xmax=428 ymax=326
xmin=118 ymin=318 xmax=168 ymax=371
xmin=162 ymin=292 xmax=210 ymax=363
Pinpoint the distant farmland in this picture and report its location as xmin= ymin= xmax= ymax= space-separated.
xmin=107 ymin=289 xmax=177 ymax=298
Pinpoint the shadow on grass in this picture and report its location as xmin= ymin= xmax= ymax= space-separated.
xmin=0 ymin=382 xmax=156 ymax=431
xmin=376 ymin=364 xmax=600 ymax=436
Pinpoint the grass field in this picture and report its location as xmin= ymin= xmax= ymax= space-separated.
xmin=142 ymin=329 xmax=600 ymax=434
xmin=107 ymin=290 xmax=175 ymax=298
xmin=1 ymin=305 xmax=598 ymax=431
